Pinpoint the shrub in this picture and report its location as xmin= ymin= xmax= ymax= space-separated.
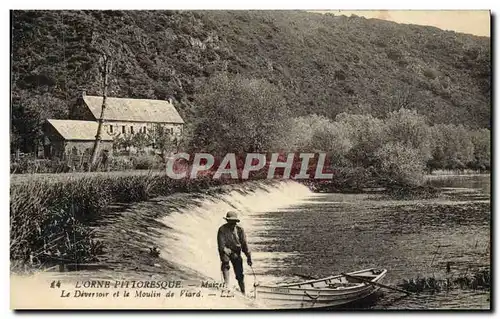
xmin=336 ymin=113 xmax=386 ymax=167
xmin=282 ymin=114 xmax=331 ymax=151
xmin=310 ymin=121 xmax=352 ymax=166
xmin=374 ymin=142 xmax=425 ymax=187
xmin=109 ymin=175 xmax=158 ymax=202
xmin=10 ymin=158 xmax=73 ymax=174
xmin=283 ymin=115 xmax=352 ymax=165
xmin=107 ymin=156 xmax=134 ymax=171
xmin=385 ymin=108 xmax=432 ymax=162
xmin=429 ymin=124 xmax=475 ymax=170
xmin=131 ymin=154 xmax=163 ymax=170
xmin=309 ymin=166 xmax=376 ymax=193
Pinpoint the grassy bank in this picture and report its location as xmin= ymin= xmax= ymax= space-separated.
xmin=303 ymin=167 xmax=440 ymax=199
xmin=428 ymin=169 xmax=490 ymax=176
xmin=10 ymin=169 xmax=165 ymax=184
xmin=10 ymin=171 xmax=242 ymax=270
xmin=399 ymin=268 xmax=490 ymax=293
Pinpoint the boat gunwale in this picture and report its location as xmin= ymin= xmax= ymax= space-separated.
xmin=256 ymin=268 xmax=387 ymax=292
xmin=255 ymin=285 xmax=378 ymax=298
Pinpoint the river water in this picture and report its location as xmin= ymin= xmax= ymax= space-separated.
xmin=157 ymin=175 xmax=490 ymax=310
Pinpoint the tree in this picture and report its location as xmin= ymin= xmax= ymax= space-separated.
xmin=191 ymin=73 xmax=291 ymax=155
xmin=281 ymin=114 xmax=331 ymax=151
xmin=430 ymin=124 xmax=474 ymax=170
xmin=279 ymin=114 xmax=352 ymax=166
xmin=148 ymin=124 xmax=178 ymax=160
xmin=470 ymin=128 xmax=490 ymax=170
xmin=131 ymin=131 xmax=150 ymax=153
xmin=114 ymin=134 xmax=134 ymax=153
xmin=336 ymin=113 xmax=386 ymax=167
xmin=88 ymin=52 xmax=113 ymax=171
xmin=88 ymin=32 xmax=124 ymax=171
xmin=382 ymin=84 xmax=417 ymax=116
xmin=374 ymin=142 xmax=425 ymax=186
xmin=385 ymin=108 xmax=432 ymax=162
xmin=11 ymin=92 xmax=68 ymax=154
xmin=309 ymin=120 xmax=352 ymax=166
xmin=178 ymin=123 xmax=194 ymax=151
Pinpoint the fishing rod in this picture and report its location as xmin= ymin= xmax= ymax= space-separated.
xmin=250 ymin=265 xmax=258 ymax=299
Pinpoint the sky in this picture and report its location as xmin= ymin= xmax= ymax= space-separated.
xmin=313 ymin=10 xmax=491 ymax=37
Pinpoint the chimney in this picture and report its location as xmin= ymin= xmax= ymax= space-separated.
xmin=167 ymin=97 xmax=173 ymax=104
xmin=82 ymin=90 xmax=86 ymax=98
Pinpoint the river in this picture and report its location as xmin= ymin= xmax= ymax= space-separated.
xmin=157 ymin=175 xmax=490 ymax=310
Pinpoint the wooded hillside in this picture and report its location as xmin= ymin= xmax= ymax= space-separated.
xmin=11 ymin=10 xmax=490 ymax=152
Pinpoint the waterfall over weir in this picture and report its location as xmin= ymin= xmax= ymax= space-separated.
xmin=156 ymin=180 xmax=313 ymax=289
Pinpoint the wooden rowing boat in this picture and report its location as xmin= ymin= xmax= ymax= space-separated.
xmin=254 ymin=268 xmax=387 ymax=309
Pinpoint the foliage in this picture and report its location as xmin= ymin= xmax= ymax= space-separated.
xmin=385 ymin=108 xmax=432 ymax=162
xmin=281 ymin=114 xmax=352 ymax=165
xmin=374 ymin=142 xmax=425 ymax=186
xmin=131 ymin=154 xmax=163 ymax=170
xmin=310 ymin=121 xmax=352 ymax=164
xmin=10 ymin=154 xmax=166 ymax=173
xmin=148 ymin=124 xmax=178 ymax=159
xmin=284 ymin=108 xmax=490 ymax=187
xmin=400 ymin=268 xmax=490 ymax=293
xmin=107 ymin=156 xmax=134 ymax=171
xmin=131 ymin=131 xmax=150 ymax=151
xmin=336 ymin=113 xmax=386 ymax=167
xmin=10 ymin=177 xmax=112 ymax=265
xmin=429 ymin=124 xmax=475 ymax=170
xmin=307 ymin=166 xmax=376 ymax=193
xmin=279 ymin=114 xmax=329 ymax=151
xmin=113 ymin=133 xmax=135 ymax=151
xmin=11 ymin=158 xmax=74 ymax=174
xmin=11 ymin=93 xmax=68 ymax=153
xmin=10 ymin=171 xmax=242 ymax=267
xmin=470 ymin=128 xmax=490 ymax=171
xmin=191 ymin=73 xmax=291 ymax=154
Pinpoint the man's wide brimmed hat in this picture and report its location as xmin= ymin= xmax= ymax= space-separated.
xmin=224 ymin=211 xmax=240 ymax=222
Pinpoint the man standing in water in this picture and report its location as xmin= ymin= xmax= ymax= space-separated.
xmin=217 ymin=211 xmax=252 ymax=295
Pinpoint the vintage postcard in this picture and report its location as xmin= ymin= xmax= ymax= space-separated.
xmin=10 ymin=9 xmax=491 ymax=310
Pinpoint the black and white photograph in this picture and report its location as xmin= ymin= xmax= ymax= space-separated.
xmin=8 ymin=8 xmax=491 ymax=310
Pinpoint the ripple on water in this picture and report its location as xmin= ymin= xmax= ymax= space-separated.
xmin=251 ymin=176 xmax=490 ymax=309
xmin=152 ymin=176 xmax=489 ymax=309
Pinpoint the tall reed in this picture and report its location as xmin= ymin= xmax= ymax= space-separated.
xmin=10 ymin=171 xmax=240 ymax=269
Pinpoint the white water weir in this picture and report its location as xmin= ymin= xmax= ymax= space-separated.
xmin=157 ymin=180 xmax=313 ymax=296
